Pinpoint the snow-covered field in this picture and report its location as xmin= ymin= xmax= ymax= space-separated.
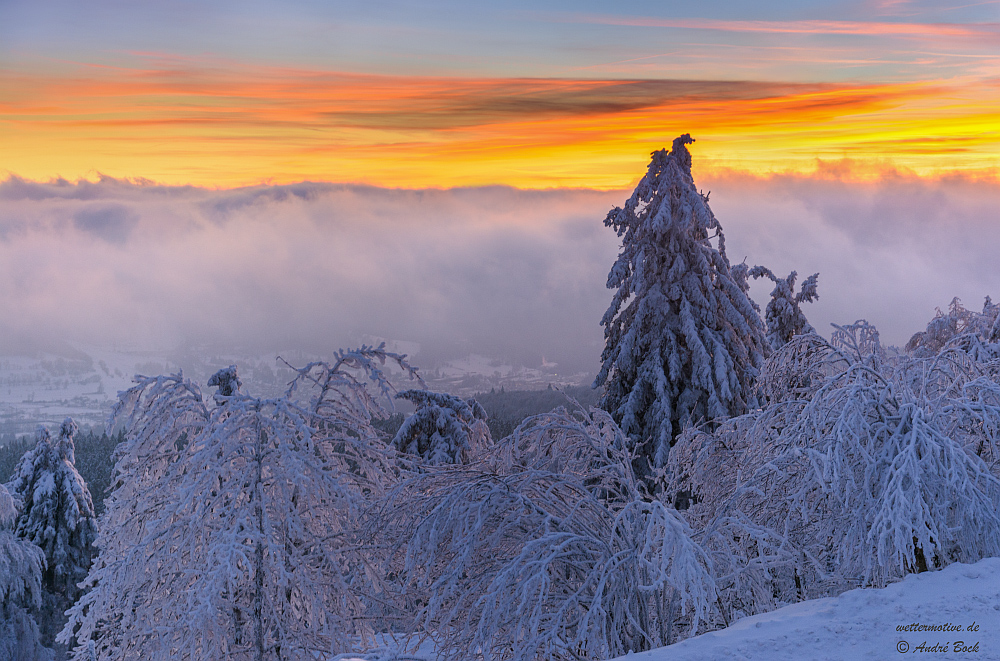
xmin=610 ymin=558 xmax=1000 ymax=661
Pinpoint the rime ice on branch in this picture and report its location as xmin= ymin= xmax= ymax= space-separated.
xmin=906 ymin=296 xmax=1000 ymax=357
xmin=63 ymin=345 xmax=423 ymax=661
xmin=376 ymin=401 xmax=717 ymax=661
xmin=0 ymin=482 xmax=49 ymax=660
xmin=668 ymin=318 xmax=1000 ymax=619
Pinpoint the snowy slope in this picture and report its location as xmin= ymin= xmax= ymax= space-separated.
xmin=610 ymin=558 xmax=1000 ymax=661
xmin=333 ymin=559 xmax=1000 ymax=661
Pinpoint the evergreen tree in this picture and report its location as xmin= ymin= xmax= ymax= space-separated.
xmin=0 ymin=429 xmax=121 ymax=517
xmin=0 ymin=436 xmax=34 ymax=486
xmin=0 ymin=483 xmax=51 ymax=661
xmin=6 ymin=419 xmax=97 ymax=655
xmin=594 ymin=135 xmax=768 ymax=472
xmin=392 ymin=390 xmax=490 ymax=464
xmin=71 ymin=430 xmax=123 ymax=517
xmin=749 ymin=266 xmax=819 ymax=351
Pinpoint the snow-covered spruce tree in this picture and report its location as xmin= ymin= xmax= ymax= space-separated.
xmin=749 ymin=267 xmax=819 ymax=351
xmin=7 ymin=419 xmax=97 ymax=654
xmin=391 ymin=390 xmax=490 ymax=465
xmin=595 ymin=135 xmax=768 ymax=474
xmin=64 ymin=346 xmax=422 ymax=661
xmin=0 ymin=483 xmax=51 ymax=661
xmin=374 ymin=400 xmax=718 ymax=661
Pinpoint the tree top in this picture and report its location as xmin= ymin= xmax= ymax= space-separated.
xmin=666 ymin=134 xmax=695 ymax=173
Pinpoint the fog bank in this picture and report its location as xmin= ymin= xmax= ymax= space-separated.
xmin=0 ymin=167 xmax=997 ymax=378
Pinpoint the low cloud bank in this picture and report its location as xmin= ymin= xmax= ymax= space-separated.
xmin=704 ymin=166 xmax=1000 ymax=349
xmin=0 ymin=177 xmax=621 ymax=374
xmin=0 ymin=168 xmax=997 ymax=377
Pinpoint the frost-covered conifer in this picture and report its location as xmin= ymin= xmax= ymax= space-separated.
xmin=392 ymin=390 xmax=490 ymax=464
xmin=64 ymin=346 xmax=422 ymax=661
xmin=0 ymin=483 xmax=51 ymax=660
xmin=7 ymin=419 xmax=96 ymax=654
xmin=595 ymin=135 xmax=768 ymax=471
xmin=749 ymin=266 xmax=819 ymax=351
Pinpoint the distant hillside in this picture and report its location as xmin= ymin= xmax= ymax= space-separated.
xmin=473 ymin=384 xmax=602 ymax=439
xmin=372 ymin=385 xmax=603 ymax=441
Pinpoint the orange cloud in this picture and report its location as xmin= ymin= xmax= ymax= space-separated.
xmin=1 ymin=59 xmax=998 ymax=188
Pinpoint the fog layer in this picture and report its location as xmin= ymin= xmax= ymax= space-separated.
xmin=0 ymin=168 xmax=997 ymax=376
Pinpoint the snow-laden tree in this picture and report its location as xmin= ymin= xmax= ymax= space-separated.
xmin=668 ymin=320 xmax=1000 ymax=615
xmin=63 ymin=346 xmax=422 ymax=661
xmin=6 ymin=419 xmax=97 ymax=653
xmin=0 ymin=483 xmax=51 ymax=661
xmin=61 ymin=372 xmax=210 ymax=659
xmin=595 ymin=134 xmax=768 ymax=473
xmin=391 ymin=390 xmax=490 ymax=465
xmin=373 ymin=399 xmax=718 ymax=661
xmin=906 ymin=296 xmax=1000 ymax=358
xmin=749 ymin=266 xmax=819 ymax=351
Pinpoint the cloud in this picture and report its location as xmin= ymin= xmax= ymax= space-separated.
xmin=5 ymin=59 xmax=999 ymax=188
xmin=0 ymin=168 xmax=998 ymax=380
xmin=0 ymin=63 xmax=828 ymax=131
xmin=702 ymin=165 xmax=1000 ymax=346
xmin=73 ymin=204 xmax=138 ymax=243
xmin=0 ymin=176 xmax=623 ymax=374
xmin=568 ymin=13 xmax=1000 ymax=40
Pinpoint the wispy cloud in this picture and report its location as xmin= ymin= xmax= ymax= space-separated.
xmin=3 ymin=58 xmax=998 ymax=188
xmin=569 ymin=13 xmax=1000 ymax=40
xmin=539 ymin=9 xmax=1000 ymax=81
xmin=0 ymin=61 xmax=816 ymax=128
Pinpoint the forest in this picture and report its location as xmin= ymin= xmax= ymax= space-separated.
xmin=1 ymin=135 xmax=998 ymax=660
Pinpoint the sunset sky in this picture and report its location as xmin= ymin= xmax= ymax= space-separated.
xmin=0 ymin=1 xmax=999 ymax=371
xmin=3 ymin=0 xmax=998 ymax=187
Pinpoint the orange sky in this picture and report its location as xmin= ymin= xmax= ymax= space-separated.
xmin=2 ymin=60 xmax=998 ymax=188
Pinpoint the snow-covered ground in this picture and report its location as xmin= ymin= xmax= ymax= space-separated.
xmin=611 ymin=558 xmax=1000 ymax=661
xmin=331 ymin=559 xmax=1000 ymax=660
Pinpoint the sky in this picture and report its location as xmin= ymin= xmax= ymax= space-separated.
xmin=2 ymin=0 xmax=999 ymax=186
xmin=1 ymin=0 xmax=999 ymax=375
